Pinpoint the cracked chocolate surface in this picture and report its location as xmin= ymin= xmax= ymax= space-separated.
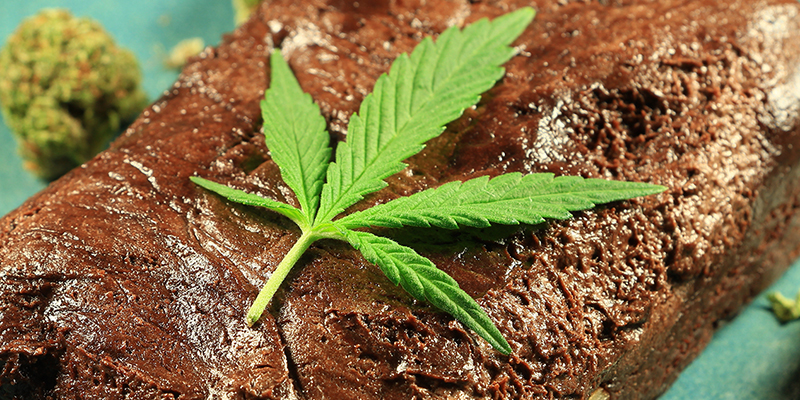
xmin=2 ymin=0 xmax=800 ymax=398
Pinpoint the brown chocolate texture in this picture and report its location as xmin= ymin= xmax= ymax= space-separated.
xmin=2 ymin=0 xmax=800 ymax=398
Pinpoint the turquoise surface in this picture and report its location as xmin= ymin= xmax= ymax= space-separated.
xmin=1 ymin=2 xmax=799 ymax=398
xmin=663 ymin=265 xmax=800 ymax=399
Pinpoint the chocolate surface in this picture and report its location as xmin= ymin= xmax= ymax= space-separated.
xmin=2 ymin=0 xmax=800 ymax=398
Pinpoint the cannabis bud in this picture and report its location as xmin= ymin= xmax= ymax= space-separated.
xmin=232 ymin=0 xmax=261 ymax=25
xmin=0 ymin=9 xmax=147 ymax=180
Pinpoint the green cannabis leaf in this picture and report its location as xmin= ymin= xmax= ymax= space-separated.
xmin=336 ymin=173 xmax=666 ymax=230
xmin=191 ymin=176 xmax=306 ymax=225
xmin=260 ymin=48 xmax=331 ymax=228
xmin=315 ymin=9 xmax=537 ymax=224
xmin=342 ymin=229 xmax=512 ymax=352
xmin=191 ymin=7 xmax=666 ymax=355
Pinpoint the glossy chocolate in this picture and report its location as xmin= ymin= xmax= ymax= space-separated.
xmin=2 ymin=0 xmax=800 ymax=398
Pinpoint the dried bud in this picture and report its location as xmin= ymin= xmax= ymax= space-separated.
xmin=232 ymin=0 xmax=261 ymax=25
xmin=0 ymin=9 xmax=147 ymax=180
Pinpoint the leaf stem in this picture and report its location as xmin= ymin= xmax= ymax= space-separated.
xmin=246 ymin=229 xmax=318 ymax=326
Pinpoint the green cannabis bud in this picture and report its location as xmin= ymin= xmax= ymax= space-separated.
xmin=0 ymin=9 xmax=147 ymax=180
xmin=232 ymin=0 xmax=261 ymax=25
xmin=164 ymin=37 xmax=205 ymax=69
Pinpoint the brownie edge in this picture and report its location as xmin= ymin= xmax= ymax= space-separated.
xmin=2 ymin=0 xmax=800 ymax=399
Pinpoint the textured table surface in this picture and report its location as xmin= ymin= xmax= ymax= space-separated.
xmin=1 ymin=1 xmax=799 ymax=398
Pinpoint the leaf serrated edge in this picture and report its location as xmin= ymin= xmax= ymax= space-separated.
xmin=261 ymin=49 xmax=332 ymax=223
xmin=340 ymin=228 xmax=512 ymax=354
xmin=337 ymin=173 xmax=666 ymax=230
xmin=315 ymin=7 xmax=536 ymax=224
xmin=190 ymin=176 xmax=308 ymax=228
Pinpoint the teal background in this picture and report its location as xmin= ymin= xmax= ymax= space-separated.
xmin=1 ymin=1 xmax=799 ymax=398
xmin=663 ymin=265 xmax=800 ymax=399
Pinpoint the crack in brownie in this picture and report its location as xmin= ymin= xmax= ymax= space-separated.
xmin=1 ymin=0 xmax=800 ymax=398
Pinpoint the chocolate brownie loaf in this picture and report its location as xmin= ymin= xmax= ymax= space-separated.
xmin=2 ymin=0 xmax=800 ymax=398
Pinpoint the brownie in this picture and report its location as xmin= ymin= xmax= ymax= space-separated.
xmin=2 ymin=0 xmax=800 ymax=398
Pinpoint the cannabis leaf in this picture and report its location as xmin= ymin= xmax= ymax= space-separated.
xmin=191 ymin=7 xmax=666 ymax=355
xmin=342 ymin=229 xmax=511 ymax=353
xmin=190 ymin=176 xmax=306 ymax=226
xmin=260 ymin=48 xmax=331 ymax=227
xmin=314 ymin=8 xmax=536 ymax=224
xmin=337 ymin=173 xmax=666 ymax=230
